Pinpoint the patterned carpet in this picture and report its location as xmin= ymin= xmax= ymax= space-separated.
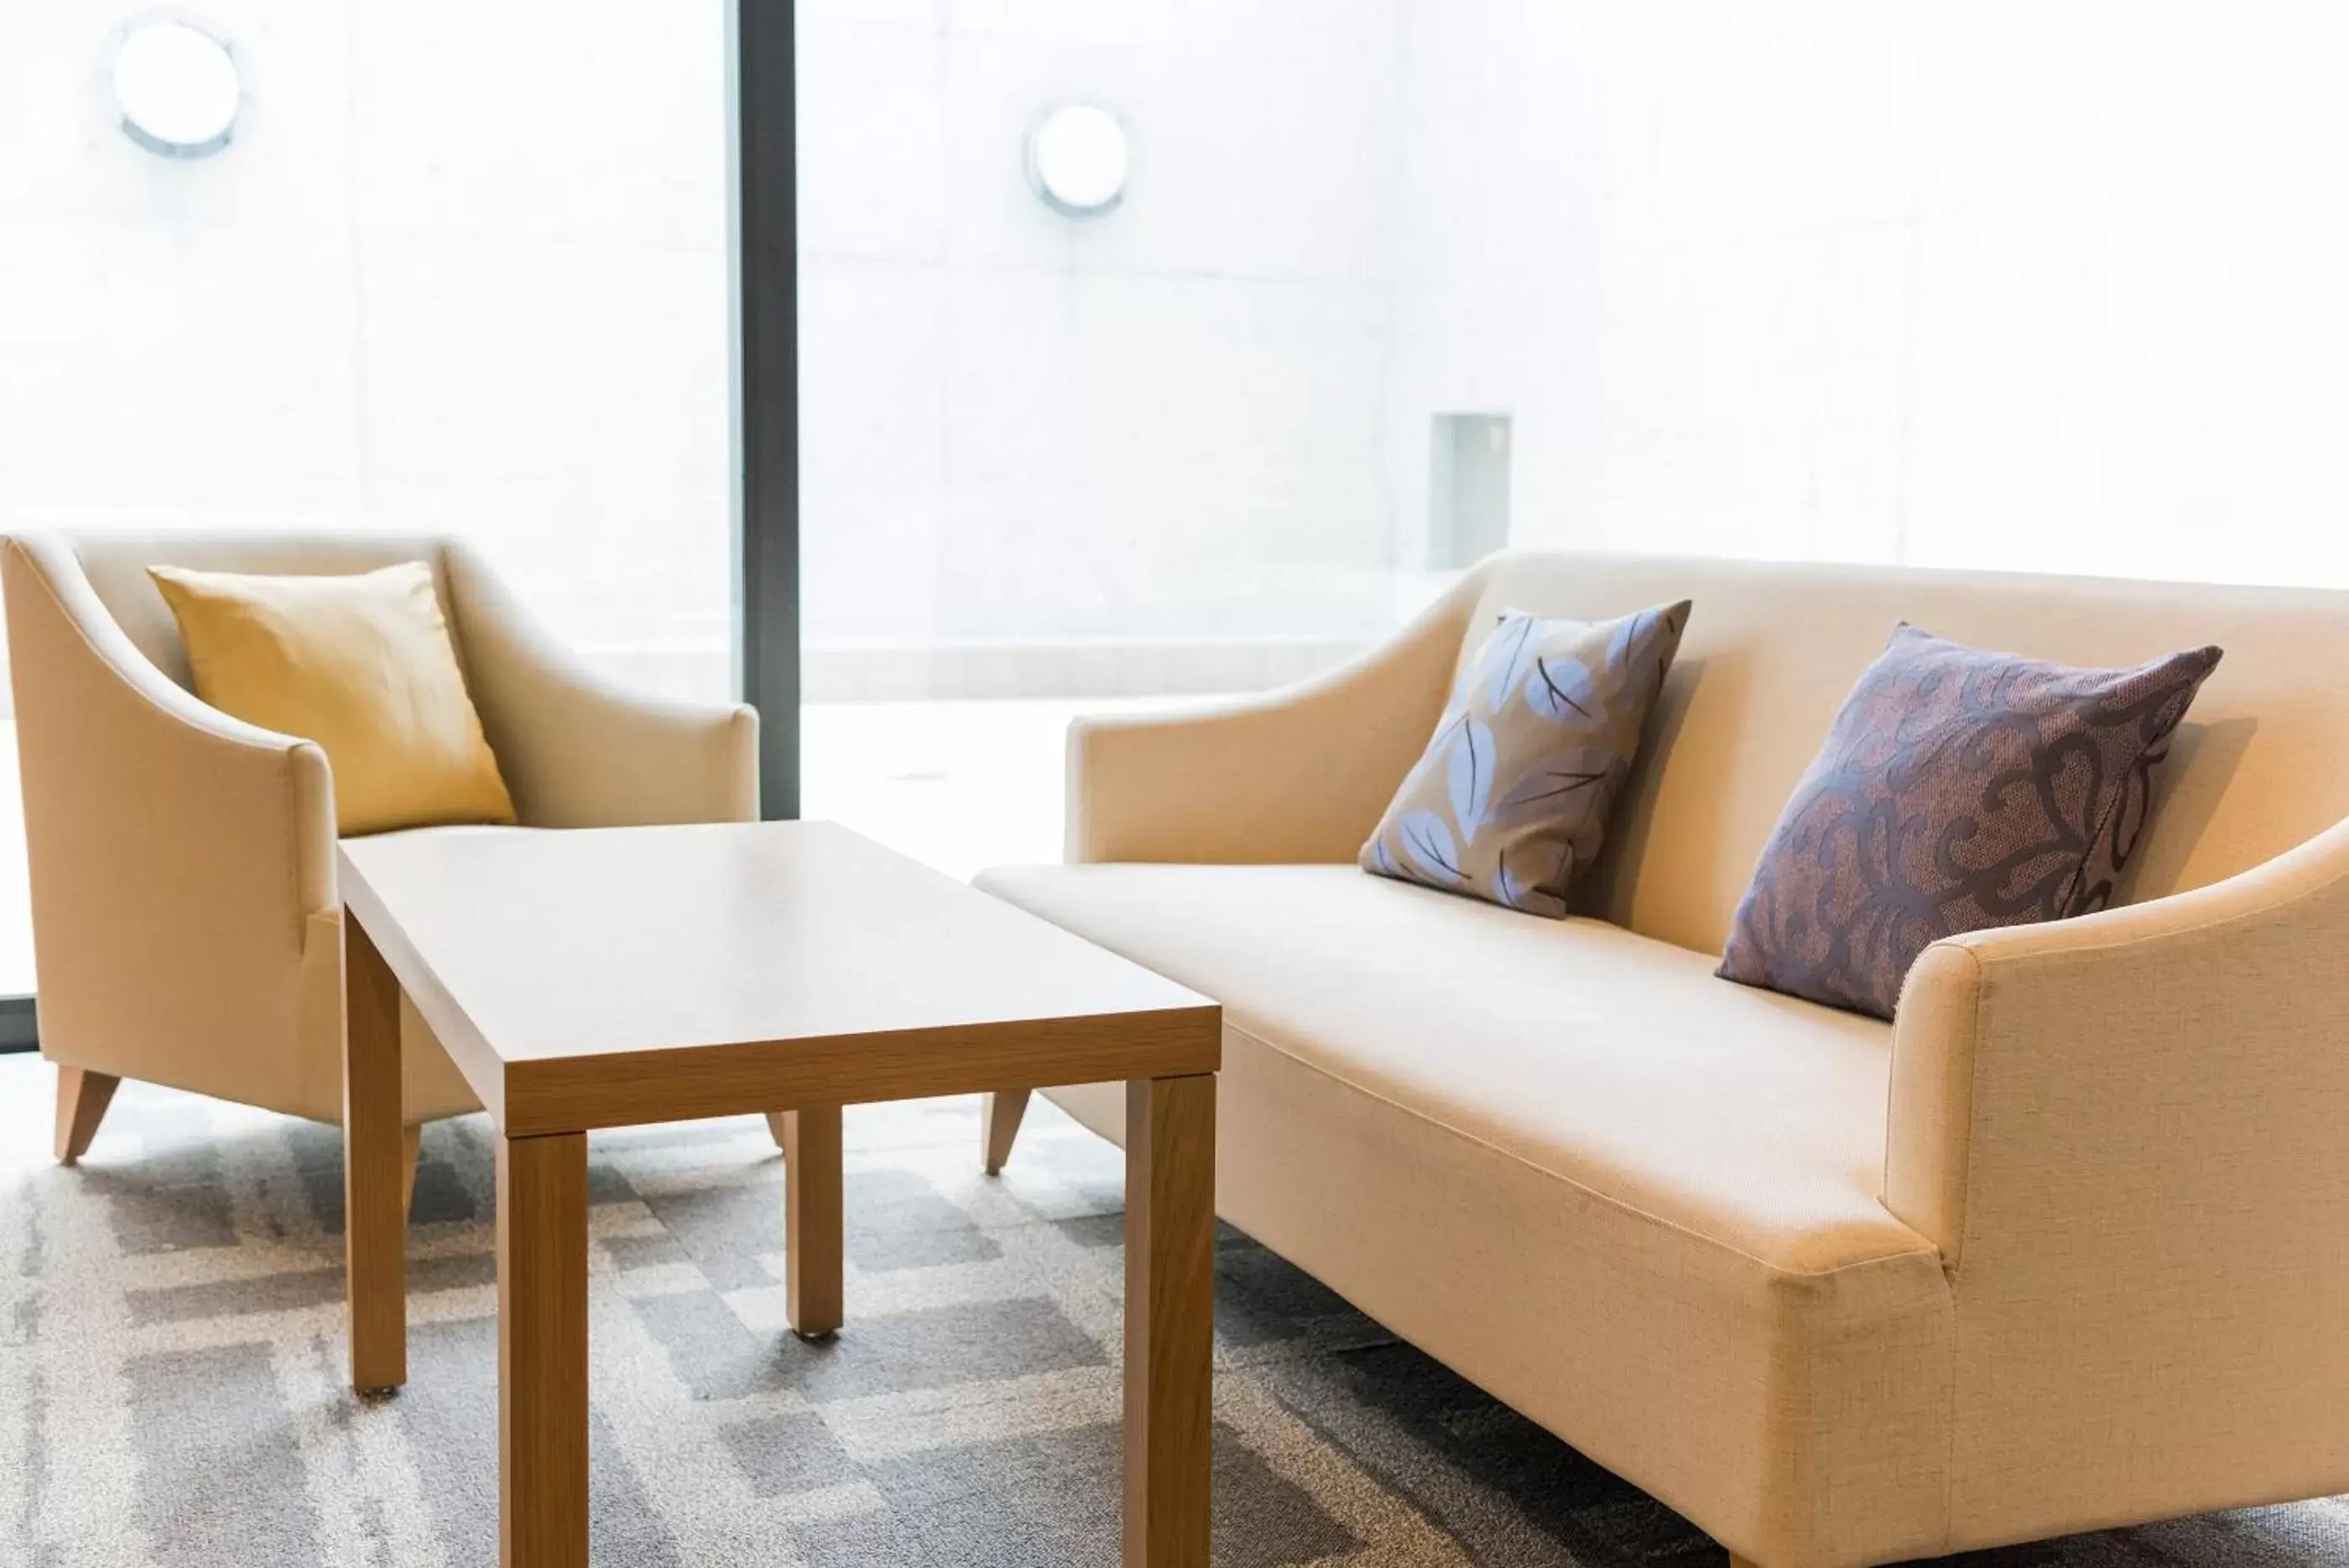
xmin=4 ymin=1064 xmax=2349 ymax=1567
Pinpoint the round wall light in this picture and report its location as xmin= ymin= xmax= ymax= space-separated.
xmin=110 ymin=18 xmax=242 ymax=159
xmin=1027 ymin=104 xmax=1128 ymax=219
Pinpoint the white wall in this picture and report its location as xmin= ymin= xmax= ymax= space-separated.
xmin=1386 ymin=0 xmax=2349 ymax=590
xmin=0 ymin=0 xmax=734 ymax=699
xmin=795 ymin=0 xmax=1412 ymax=664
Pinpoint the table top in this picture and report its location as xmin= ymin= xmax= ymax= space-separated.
xmin=340 ymin=821 xmax=1219 ymax=1136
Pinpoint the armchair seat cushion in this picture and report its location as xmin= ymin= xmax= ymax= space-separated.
xmin=977 ymin=861 xmax=1926 ymax=1274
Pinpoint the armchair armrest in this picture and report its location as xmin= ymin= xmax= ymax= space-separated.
xmin=1068 ymin=570 xmax=1487 ymax=864
xmin=1886 ymin=815 xmax=2349 ymax=1268
xmin=442 ymin=544 xmax=758 ymax=828
xmin=3 ymin=534 xmax=337 ymax=1093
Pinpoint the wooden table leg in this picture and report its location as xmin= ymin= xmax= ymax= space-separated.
xmin=345 ymin=915 xmax=407 ymax=1393
xmin=1123 ymin=1074 xmax=1215 ymax=1568
xmin=782 ymin=1105 xmax=843 ymax=1337
xmin=498 ymin=1131 xmax=589 ymax=1568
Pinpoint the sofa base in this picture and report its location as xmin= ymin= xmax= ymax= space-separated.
xmin=999 ymin=1046 xmax=1951 ymax=1568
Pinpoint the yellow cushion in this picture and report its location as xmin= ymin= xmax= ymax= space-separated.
xmin=148 ymin=560 xmax=517 ymax=836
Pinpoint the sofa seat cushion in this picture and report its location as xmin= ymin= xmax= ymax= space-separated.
xmin=976 ymin=861 xmax=1930 ymax=1276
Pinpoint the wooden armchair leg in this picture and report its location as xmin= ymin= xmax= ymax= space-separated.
xmin=765 ymin=1112 xmax=789 ymax=1152
xmin=982 ymin=1088 xmax=1030 ymax=1175
xmin=55 ymin=1066 xmax=121 ymax=1164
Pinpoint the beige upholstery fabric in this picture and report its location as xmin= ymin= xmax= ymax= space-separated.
xmin=998 ymin=550 xmax=2349 ymax=1568
xmin=3 ymin=531 xmax=758 ymax=1128
xmin=1889 ymin=816 xmax=2349 ymax=1550
xmin=987 ymin=864 xmax=1914 ymax=1270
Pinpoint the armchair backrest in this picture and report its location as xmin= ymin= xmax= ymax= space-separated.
xmin=1453 ymin=552 xmax=2349 ymax=956
xmin=64 ymin=532 xmax=456 ymax=695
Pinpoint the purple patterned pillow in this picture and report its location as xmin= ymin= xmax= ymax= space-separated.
xmin=1716 ymin=625 xmax=2222 ymax=1019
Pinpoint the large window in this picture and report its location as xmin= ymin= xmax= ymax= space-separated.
xmin=793 ymin=3 xmax=1448 ymax=867
xmin=794 ymin=3 xmax=2349 ymax=872
xmin=0 ymin=1 xmax=735 ymax=701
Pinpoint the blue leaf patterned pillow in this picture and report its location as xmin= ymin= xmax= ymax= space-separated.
xmin=1360 ymin=602 xmax=1691 ymax=917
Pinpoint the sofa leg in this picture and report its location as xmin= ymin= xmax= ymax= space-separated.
xmin=982 ymin=1089 xmax=1030 ymax=1175
xmin=401 ymin=1124 xmax=423 ymax=1223
xmin=55 ymin=1067 xmax=121 ymax=1165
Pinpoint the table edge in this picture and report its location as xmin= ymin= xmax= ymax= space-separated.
xmin=341 ymin=840 xmax=1224 ymax=1138
xmin=340 ymin=855 xmax=513 ymax=1125
xmin=499 ymin=1003 xmax=1224 ymax=1136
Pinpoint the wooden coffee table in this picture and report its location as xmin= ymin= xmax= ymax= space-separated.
xmin=338 ymin=821 xmax=1221 ymax=1567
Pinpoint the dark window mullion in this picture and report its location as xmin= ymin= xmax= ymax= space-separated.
xmin=731 ymin=0 xmax=800 ymax=821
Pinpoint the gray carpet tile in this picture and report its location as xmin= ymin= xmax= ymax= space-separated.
xmin=3 ymin=1071 xmax=2349 ymax=1567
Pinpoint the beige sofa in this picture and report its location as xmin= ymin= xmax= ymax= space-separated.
xmin=3 ymin=531 xmax=758 ymax=1165
xmin=977 ymin=550 xmax=2349 ymax=1568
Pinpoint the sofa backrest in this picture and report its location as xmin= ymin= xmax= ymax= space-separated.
xmin=60 ymin=532 xmax=456 ymax=695
xmin=1458 ymin=551 xmax=2349 ymax=958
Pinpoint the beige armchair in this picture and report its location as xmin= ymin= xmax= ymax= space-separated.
xmin=3 ymin=531 xmax=759 ymax=1185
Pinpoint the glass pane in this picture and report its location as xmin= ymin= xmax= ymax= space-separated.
xmin=796 ymin=3 xmax=1445 ymax=873
xmin=0 ymin=4 xmax=734 ymax=701
xmin=798 ymin=7 xmax=2349 ymax=881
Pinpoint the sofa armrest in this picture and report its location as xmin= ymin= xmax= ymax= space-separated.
xmin=1885 ymin=815 xmax=2349 ymax=1269
xmin=1067 ymin=571 xmax=1487 ymax=865
xmin=442 ymin=544 xmax=758 ymax=827
xmin=3 ymin=535 xmax=338 ymax=1087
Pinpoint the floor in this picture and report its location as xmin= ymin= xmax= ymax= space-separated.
xmin=799 ymin=695 xmax=1193 ymax=881
xmin=10 ymin=1060 xmax=2349 ymax=1567
xmin=3 ymin=1064 xmax=1712 ymax=1567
